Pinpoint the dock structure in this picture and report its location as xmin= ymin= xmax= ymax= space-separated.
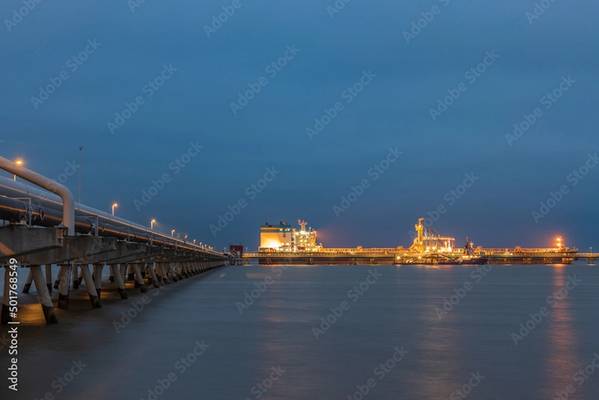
xmin=243 ymin=248 xmax=599 ymax=265
xmin=244 ymin=218 xmax=599 ymax=265
xmin=0 ymin=156 xmax=228 ymax=325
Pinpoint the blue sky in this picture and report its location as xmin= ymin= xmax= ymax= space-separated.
xmin=1 ymin=0 xmax=598 ymax=249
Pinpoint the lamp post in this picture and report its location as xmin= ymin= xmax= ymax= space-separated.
xmin=13 ymin=158 xmax=24 ymax=181
xmin=111 ymin=202 xmax=119 ymax=216
xmin=150 ymin=218 xmax=157 ymax=230
xmin=171 ymin=228 xmax=176 ymax=237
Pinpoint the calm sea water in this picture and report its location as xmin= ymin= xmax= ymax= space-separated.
xmin=2 ymin=264 xmax=599 ymax=400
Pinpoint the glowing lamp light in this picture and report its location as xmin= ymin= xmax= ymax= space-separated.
xmin=12 ymin=158 xmax=25 ymax=181
xmin=555 ymin=236 xmax=564 ymax=248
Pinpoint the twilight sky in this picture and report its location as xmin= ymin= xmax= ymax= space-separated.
xmin=1 ymin=0 xmax=598 ymax=250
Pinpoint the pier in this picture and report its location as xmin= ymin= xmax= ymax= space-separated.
xmin=243 ymin=248 xmax=599 ymax=265
xmin=0 ymin=156 xmax=228 ymax=325
xmin=243 ymin=219 xmax=599 ymax=265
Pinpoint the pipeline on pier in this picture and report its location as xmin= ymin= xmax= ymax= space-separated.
xmin=0 ymin=158 xmax=230 ymax=325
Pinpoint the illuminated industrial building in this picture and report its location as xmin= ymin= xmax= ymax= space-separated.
xmin=247 ymin=217 xmax=587 ymax=265
xmin=259 ymin=220 xmax=320 ymax=252
xmin=410 ymin=217 xmax=455 ymax=253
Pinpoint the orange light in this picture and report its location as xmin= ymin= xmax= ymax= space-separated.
xmin=15 ymin=158 xmax=24 ymax=166
xmin=264 ymin=239 xmax=282 ymax=249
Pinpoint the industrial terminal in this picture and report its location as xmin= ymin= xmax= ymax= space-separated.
xmin=241 ymin=218 xmax=598 ymax=265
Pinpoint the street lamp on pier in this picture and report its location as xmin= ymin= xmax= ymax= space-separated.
xmin=13 ymin=158 xmax=24 ymax=181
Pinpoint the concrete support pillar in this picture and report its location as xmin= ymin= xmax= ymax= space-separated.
xmin=127 ymin=263 xmax=135 ymax=283
xmin=110 ymin=264 xmax=128 ymax=299
xmin=1 ymin=267 xmax=11 ymax=324
xmin=72 ymin=265 xmax=83 ymax=289
xmin=81 ymin=264 xmax=101 ymax=308
xmin=133 ymin=263 xmax=147 ymax=293
xmin=22 ymin=268 xmax=33 ymax=293
xmin=121 ymin=264 xmax=128 ymax=283
xmin=168 ymin=263 xmax=176 ymax=281
xmin=58 ymin=264 xmax=71 ymax=309
xmin=150 ymin=262 xmax=160 ymax=288
xmin=161 ymin=263 xmax=171 ymax=284
xmin=45 ymin=264 xmax=53 ymax=293
xmin=93 ymin=264 xmax=103 ymax=298
xmin=31 ymin=265 xmax=58 ymax=324
xmin=181 ymin=263 xmax=188 ymax=278
xmin=155 ymin=263 xmax=164 ymax=283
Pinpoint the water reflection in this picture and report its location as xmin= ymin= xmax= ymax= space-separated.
xmin=544 ymin=265 xmax=580 ymax=399
xmin=414 ymin=267 xmax=462 ymax=399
